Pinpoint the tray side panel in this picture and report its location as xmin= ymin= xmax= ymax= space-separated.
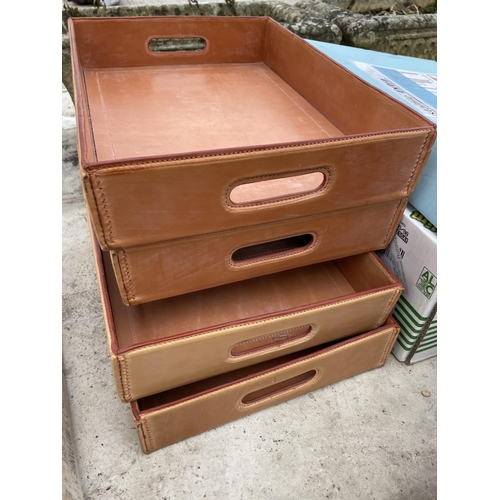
xmin=112 ymin=199 xmax=406 ymax=305
xmin=89 ymin=131 xmax=429 ymax=250
xmin=134 ymin=324 xmax=399 ymax=453
xmin=263 ymin=19 xmax=434 ymax=135
xmin=119 ymin=289 xmax=400 ymax=401
xmin=70 ymin=16 xmax=267 ymax=69
xmin=335 ymin=252 xmax=400 ymax=292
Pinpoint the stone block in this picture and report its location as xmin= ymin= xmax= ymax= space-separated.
xmin=321 ymin=0 xmax=436 ymax=13
xmin=332 ymin=9 xmax=437 ymax=59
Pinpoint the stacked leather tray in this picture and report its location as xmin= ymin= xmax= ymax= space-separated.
xmin=69 ymin=15 xmax=436 ymax=454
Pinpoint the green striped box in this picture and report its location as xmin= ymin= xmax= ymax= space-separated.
xmin=378 ymin=203 xmax=437 ymax=364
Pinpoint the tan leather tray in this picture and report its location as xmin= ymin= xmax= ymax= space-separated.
xmin=110 ymin=198 xmax=406 ymax=305
xmin=69 ymin=16 xmax=436 ymax=252
xmin=91 ymin=224 xmax=402 ymax=403
xmin=131 ymin=318 xmax=399 ymax=453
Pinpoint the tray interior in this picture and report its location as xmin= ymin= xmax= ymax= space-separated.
xmin=83 ymin=63 xmax=344 ymax=161
xmin=73 ymin=17 xmax=431 ymax=166
xmin=102 ymin=251 xmax=395 ymax=351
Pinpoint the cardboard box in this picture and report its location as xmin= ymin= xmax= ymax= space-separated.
xmin=308 ymin=41 xmax=437 ymax=227
xmin=377 ymin=203 xmax=437 ymax=364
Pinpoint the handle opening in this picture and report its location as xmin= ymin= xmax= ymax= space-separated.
xmin=230 ymin=325 xmax=313 ymax=357
xmin=231 ymin=234 xmax=314 ymax=263
xmin=148 ymin=37 xmax=207 ymax=53
xmin=241 ymin=370 xmax=317 ymax=405
xmin=229 ymin=171 xmax=326 ymax=206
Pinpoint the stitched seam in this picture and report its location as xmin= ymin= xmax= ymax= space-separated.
xmin=119 ymin=250 xmax=137 ymax=304
xmin=225 ymin=167 xmax=332 ymax=208
xmin=126 ymin=306 xmax=138 ymax=344
xmin=376 ymin=288 xmax=401 ymax=327
xmin=86 ymin=130 xmax=431 ymax=173
xmin=80 ymin=69 xmax=99 ymax=162
xmin=118 ymin=355 xmax=132 ymax=403
xmin=126 ymin=290 xmax=395 ymax=353
xmin=93 ymin=174 xmax=115 ymax=244
xmin=380 ymin=328 xmax=399 ymax=364
xmin=143 ymin=330 xmax=391 ymax=410
xmin=112 ymin=251 xmax=133 ymax=306
xmin=142 ymin=418 xmax=155 ymax=453
xmin=319 ymin=263 xmax=342 ymax=295
xmin=116 ymin=356 xmax=131 ymax=402
xmin=137 ymin=421 xmax=150 ymax=454
xmin=84 ymin=176 xmax=107 ymax=245
xmin=383 ymin=199 xmax=406 ymax=247
xmin=228 ymin=325 xmax=311 ymax=358
xmin=406 ymin=130 xmax=432 ymax=195
xmin=114 ymin=356 xmax=127 ymax=402
xmin=229 ymin=233 xmax=318 ymax=268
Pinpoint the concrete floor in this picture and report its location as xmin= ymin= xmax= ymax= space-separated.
xmin=61 ymin=18 xmax=437 ymax=492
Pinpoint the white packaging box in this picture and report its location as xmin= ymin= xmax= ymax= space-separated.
xmin=377 ymin=203 xmax=437 ymax=364
xmin=308 ymin=41 xmax=437 ymax=227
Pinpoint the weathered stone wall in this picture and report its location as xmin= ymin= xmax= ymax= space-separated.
xmin=335 ymin=10 xmax=437 ymax=59
xmin=62 ymin=1 xmax=269 ymax=26
xmin=320 ymin=0 xmax=436 ymax=12
xmin=297 ymin=0 xmax=437 ymax=59
xmin=62 ymin=35 xmax=74 ymax=101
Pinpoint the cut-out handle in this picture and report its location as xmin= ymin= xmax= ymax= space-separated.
xmin=241 ymin=370 xmax=317 ymax=405
xmin=230 ymin=171 xmax=326 ymax=206
xmin=231 ymin=234 xmax=314 ymax=263
xmin=230 ymin=325 xmax=313 ymax=357
xmin=148 ymin=37 xmax=207 ymax=53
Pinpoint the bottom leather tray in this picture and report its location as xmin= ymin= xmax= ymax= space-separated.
xmin=131 ymin=318 xmax=399 ymax=454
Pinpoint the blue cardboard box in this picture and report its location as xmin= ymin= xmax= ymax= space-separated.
xmin=308 ymin=41 xmax=437 ymax=227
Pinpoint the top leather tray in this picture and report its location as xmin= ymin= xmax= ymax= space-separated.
xmin=69 ymin=16 xmax=436 ymax=251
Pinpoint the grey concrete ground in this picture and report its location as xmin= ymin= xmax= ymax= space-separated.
xmin=62 ymin=81 xmax=437 ymax=499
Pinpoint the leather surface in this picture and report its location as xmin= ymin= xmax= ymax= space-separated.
xmin=68 ymin=16 xmax=436 ymax=251
xmin=131 ymin=319 xmax=400 ymax=453
xmin=83 ymin=63 xmax=344 ymax=160
xmin=110 ymin=198 xmax=406 ymax=305
xmin=90 ymin=225 xmax=402 ymax=402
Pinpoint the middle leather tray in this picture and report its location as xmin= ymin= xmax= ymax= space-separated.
xmin=109 ymin=198 xmax=406 ymax=305
xmin=91 ymin=227 xmax=403 ymax=403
